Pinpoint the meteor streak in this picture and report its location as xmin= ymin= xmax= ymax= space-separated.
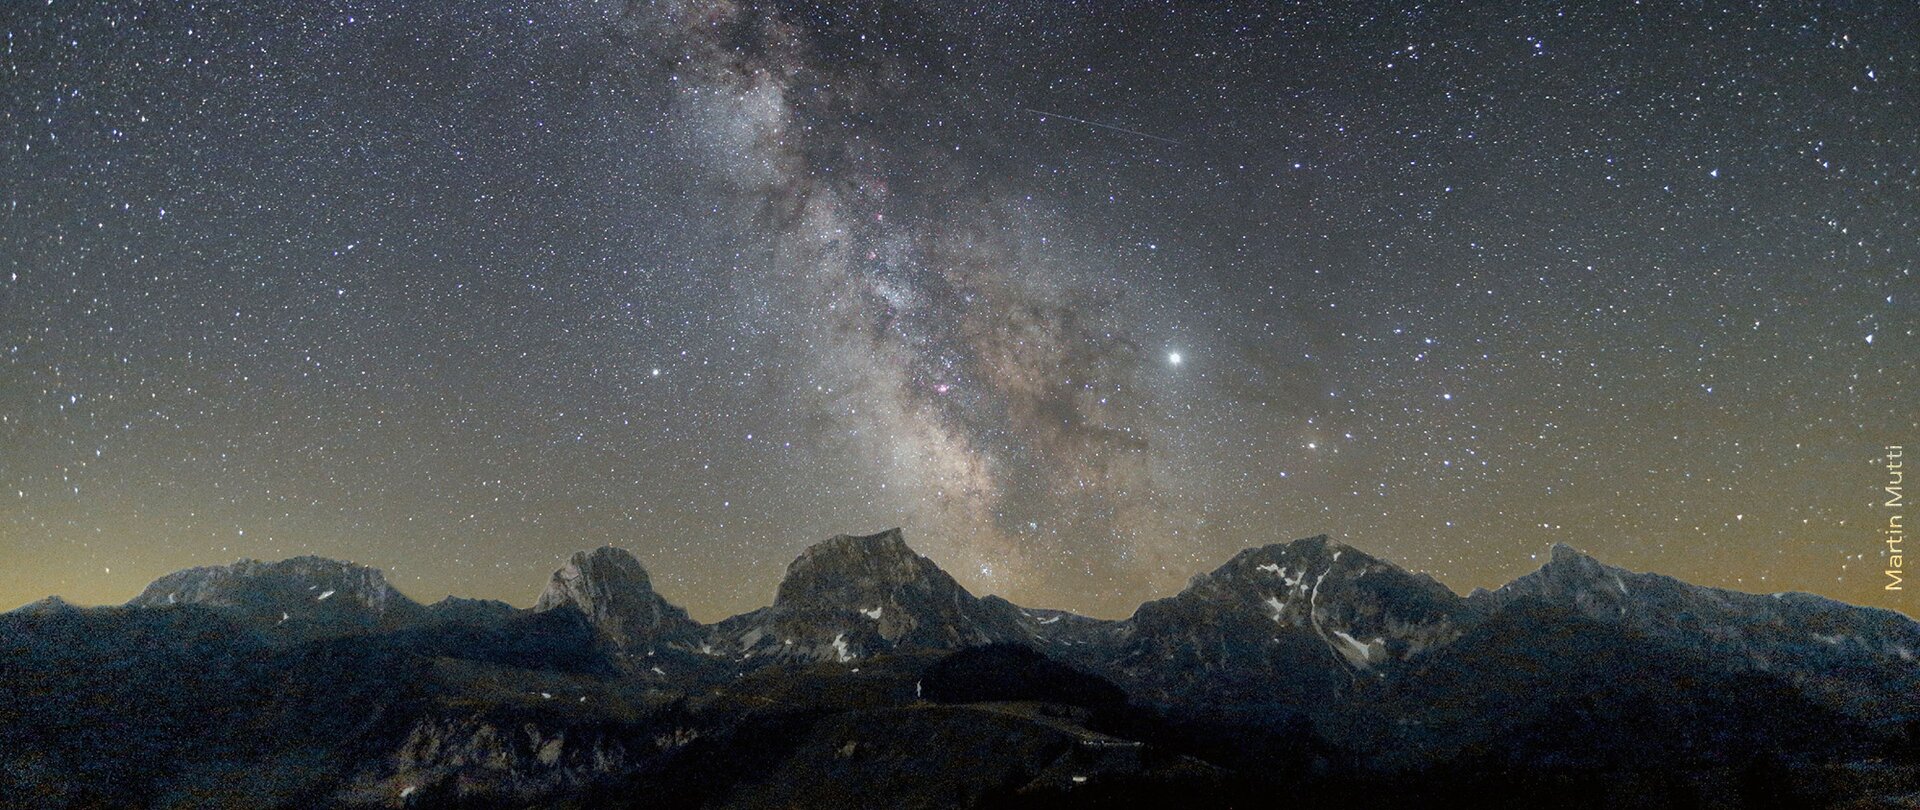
xmin=1018 ymin=106 xmax=1181 ymax=145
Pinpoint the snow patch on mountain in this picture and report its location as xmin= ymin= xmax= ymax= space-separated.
xmin=1331 ymin=630 xmax=1384 ymax=668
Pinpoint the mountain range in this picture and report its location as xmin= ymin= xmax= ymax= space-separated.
xmin=3 ymin=529 xmax=1916 ymax=808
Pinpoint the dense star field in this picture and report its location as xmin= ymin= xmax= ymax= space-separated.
xmin=1 ymin=1 xmax=1913 ymax=619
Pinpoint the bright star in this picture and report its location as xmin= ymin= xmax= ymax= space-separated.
xmin=1167 ymin=351 xmax=1182 ymax=366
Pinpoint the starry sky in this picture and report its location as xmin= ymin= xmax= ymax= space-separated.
xmin=2 ymin=0 xmax=1914 ymax=619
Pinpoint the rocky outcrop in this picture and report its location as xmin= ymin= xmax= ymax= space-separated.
xmin=338 ymin=713 xmax=643 ymax=807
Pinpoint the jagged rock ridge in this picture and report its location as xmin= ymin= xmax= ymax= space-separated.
xmin=8 ymin=530 xmax=1920 ymax=807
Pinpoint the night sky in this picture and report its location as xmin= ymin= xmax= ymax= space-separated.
xmin=3 ymin=1 xmax=1914 ymax=619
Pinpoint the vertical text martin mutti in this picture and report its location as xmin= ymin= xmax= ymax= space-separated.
xmin=1887 ymin=446 xmax=1904 ymax=591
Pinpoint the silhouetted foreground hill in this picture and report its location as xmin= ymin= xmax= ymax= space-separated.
xmin=4 ymin=529 xmax=1917 ymax=808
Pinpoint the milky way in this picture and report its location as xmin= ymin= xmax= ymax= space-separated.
xmin=628 ymin=0 xmax=1186 ymax=599
xmin=1 ymin=1 xmax=1913 ymax=618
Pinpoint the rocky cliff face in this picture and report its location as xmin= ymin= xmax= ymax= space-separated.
xmin=339 ymin=713 xmax=644 ymax=808
xmin=533 ymin=546 xmax=702 ymax=653
xmin=706 ymin=528 xmax=1031 ymax=664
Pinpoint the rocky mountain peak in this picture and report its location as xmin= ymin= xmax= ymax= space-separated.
xmin=11 ymin=595 xmax=76 ymax=615
xmin=774 ymin=528 xmax=954 ymax=609
xmin=1106 ymin=536 xmax=1470 ymax=706
xmin=1481 ymin=543 xmax=1636 ymax=613
xmin=1541 ymin=542 xmax=1612 ymax=575
xmin=1480 ymin=543 xmax=1920 ymax=698
xmin=535 ymin=546 xmax=698 ymax=650
xmin=1182 ymin=536 xmax=1458 ymax=620
xmin=540 ymin=547 xmax=657 ymax=601
xmin=1222 ymin=534 xmax=1348 ymax=574
xmin=125 ymin=555 xmax=423 ymax=633
xmin=424 ymin=595 xmax=519 ymax=627
xmin=708 ymin=529 xmax=1029 ymax=664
